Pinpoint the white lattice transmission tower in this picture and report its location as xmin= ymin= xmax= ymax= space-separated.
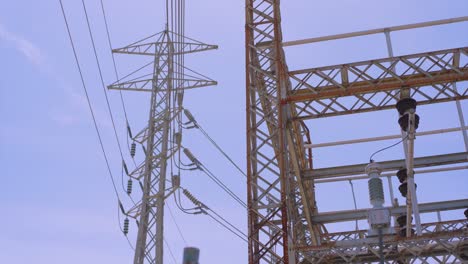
xmin=107 ymin=1 xmax=217 ymax=263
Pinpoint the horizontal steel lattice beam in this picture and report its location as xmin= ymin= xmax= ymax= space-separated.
xmin=311 ymin=199 xmax=468 ymax=224
xmin=288 ymin=47 xmax=468 ymax=119
xmin=282 ymin=16 xmax=468 ymax=47
xmin=303 ymin=152 xmax=468 ymax=180
xmin=298 ymin=228 xmax=468 ymax=263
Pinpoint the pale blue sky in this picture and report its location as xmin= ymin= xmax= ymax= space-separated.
xmin=1 ymin=1 xmax=467 ymax=264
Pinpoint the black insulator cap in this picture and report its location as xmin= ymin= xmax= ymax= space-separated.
xmin=396 ymin=215 xmax=406 ymax=227
xmin=396 ymin=214 xmax=413 ymax=227
xmin=399 ymin=183 xmax=408 ymax=197
xmin=398 ymin=228 xmax=415 ymax=237
xmin=398 ymin=113 xmax=420 ymax=132
xmin=396 ymin=98 xmax=417 ymax=115
xmin=396 ymin=169 xmax=408 ymax=183
xmin=398 ymin=183 xmax=417 ymax=197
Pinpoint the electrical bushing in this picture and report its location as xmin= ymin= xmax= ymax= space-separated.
xmin=396 ymin=98 xmax=417 ymax=115
xmin=398 ymin=182 xmax=417 ymax=197
xmin=368 ymin=178 xmax=385 ymax=206
xmin=398 ymin=113 xmax=420 ymax=132
xmin=366 ymin=162 xmax=384 ymax=208
xmin=396 ymin=215 xmax=413 ymax=228
xmin=396 ymin=215 xmax=407 ymax=227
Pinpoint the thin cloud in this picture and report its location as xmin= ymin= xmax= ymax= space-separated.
xmin=0 ymin=23 xmax=45 ymax=66
xmin=0 ymin=23 xmax=93 ymax=126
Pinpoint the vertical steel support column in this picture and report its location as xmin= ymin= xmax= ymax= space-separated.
xmin=384 ymin=29 xmax=403 ymax=210
xmin=453 ymin=83 xmax=468 ymax=151
xmin=133 ymin=38 xmax=173 ymax=264
xmin=386 ymin=30 xmax=422 ymax=236
xmin=274 ymin=1 xmax=291 ymax=262
xmin=246 ymin=0 xmax=291 ymax=263
xmin=405 ymin=111 xmax=422 ymax=236
xmin=154 ymin=69 xmax=172 ymax=264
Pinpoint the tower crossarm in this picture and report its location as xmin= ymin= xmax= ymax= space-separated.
xmin=287 ymin=47 xmax=468 ymax=119
xmin=108 ymin=77 xmax=217 ymax=92
xmin=113 ymin=31 xmax=218 ymax=56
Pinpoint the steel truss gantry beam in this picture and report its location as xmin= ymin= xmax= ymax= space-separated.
xmin=312 ymin=199 xmax=468 ymax=224
xmin=289 ymin=47 xmax=468 ymax=120
xmin=298 ymin=221 xmax=468 ymax=264
xmin=246 ymin=2 xmax=468 ymax=264
xmin=303 ymin=152 xmax=468 ymax=180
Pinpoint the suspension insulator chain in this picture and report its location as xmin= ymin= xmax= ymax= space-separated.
xmin=130 ymin=142 xmax=136 ymax=157
xmin=123 ymin=218 xmax=129 ymax=235
xmin=127 ymin=179 xmax=133 ymax=195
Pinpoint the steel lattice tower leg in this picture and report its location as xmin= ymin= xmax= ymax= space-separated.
xmin=132 ymin=35 xmax=173 ymax=264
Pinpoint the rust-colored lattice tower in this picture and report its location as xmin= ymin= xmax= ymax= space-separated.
xmin=245 ymin=1 xmax=467 ymax=263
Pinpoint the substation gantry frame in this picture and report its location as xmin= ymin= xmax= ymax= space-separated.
xmin=245 ymin=1 xmax=468 ymax=263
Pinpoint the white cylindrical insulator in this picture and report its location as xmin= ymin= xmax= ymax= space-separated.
xmin=366 ymin=162 xmax=384 ymax=207
xmin=369 ymin=178 xmax=385 ymax=207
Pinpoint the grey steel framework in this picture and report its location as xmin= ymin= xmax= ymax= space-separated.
xmin=108 ymin=29 xmax=216 ymax=264
xmin=245 ymin=1 xmax=467 ymax=263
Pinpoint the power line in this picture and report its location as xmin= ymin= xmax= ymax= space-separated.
xmin=163 ymin=238 xmax=177 ymax=264
xmin=59 ymin=0 xmax=121 ymax=202
xmin=167 ymin=203 xmax=188 ymax=245
xmin=369 ymin=135 xmax=409 ymax=162
xmin=205 ymin=212 xmax=248 ymax=243
xmin=177 ymin=186 xmax=247 ymax=243
xmin=206 ymin=207 xmax=248 ymax=241
xmin=198 ymin=162 xmax=247 ymax=208
xmin=117 ymin=204 xmax=136 ymax=251
xmin=348 ymin=180 xmax=359 ymax=231
xmin=80 ymin=0 xmax=126 ymax=163
xmin=98 ymin=0 xmax=131 ymax=134
xmin=182 ymin=108 xmax=246 ymax=178
xmin=196 ymin=120 xmax=247 ymax=177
